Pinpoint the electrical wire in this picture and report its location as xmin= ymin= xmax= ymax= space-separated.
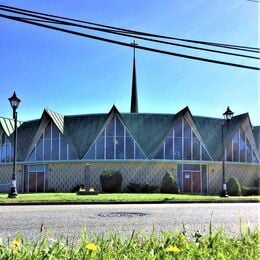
xmin=1 ymin=13 xmax=259 ymax=71
xmin=1 ymin=4 xmax=259 ymax=53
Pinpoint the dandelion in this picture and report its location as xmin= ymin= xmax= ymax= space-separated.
xmin=10 ymin=239 xmax=22 ymax=250
xmin=85 ymin=243 xmax=98 ymax=251
xmin=166 ymin=245 xmax=181 ymax=253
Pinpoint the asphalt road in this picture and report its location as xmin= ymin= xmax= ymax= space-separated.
xmin=0 ymin=203 xmax=259 ymax=243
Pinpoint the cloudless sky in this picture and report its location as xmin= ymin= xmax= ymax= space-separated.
xmin=0 ymin=0 xmax=259 ymax=125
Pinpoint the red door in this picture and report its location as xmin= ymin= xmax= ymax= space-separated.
xmin=192 ymin=172 xmax=201 ymax=193
xmin=37 ymin=172 xmax=44 ymax=192
xmin=183 ymin=172 xmax=191 ymax=192
xmin=29 ymin=172 xmax=36 ymax=192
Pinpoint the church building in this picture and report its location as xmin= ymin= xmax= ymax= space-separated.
xmin=0 ymin=53 xmax=259 ymax=194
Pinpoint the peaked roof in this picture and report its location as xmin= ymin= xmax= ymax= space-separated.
xmin=44 ymin=108 xmax=64 ymax=134
xmin=1 ymin=106 xmax=259 ymax=162
xmin=0 ymin=117 xmax=23 ymax=136
xmin=193 ymin=113 xmax=249 ymax=161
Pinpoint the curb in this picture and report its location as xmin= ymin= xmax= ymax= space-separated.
xmin=0 ymin=200 xmax=259 ymax=206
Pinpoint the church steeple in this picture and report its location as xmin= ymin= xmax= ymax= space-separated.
xmin=130 ymin=41 xmax=138 ymax=113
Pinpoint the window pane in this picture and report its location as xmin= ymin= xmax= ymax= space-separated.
xmin=45 ymin=123 xmax=51 ymax=139
xmin=184 ymin=138 xmax=191 ymax=160
xmin=115 ymin=137 xmax=124 ymax=159
xmin=52 ymin=125 xmax=59 ymax=138
xmin=240 ymin=130 xmax=245 ymax=162
xmin=116 ymin=118 xmax=124 ymax=137
xmin=193 ymin=138 xmax=200 ymax=160
xmin=85 ymin=144 xmax=95 ymax=159
xmin=36 ymin=138 xmax=43 ymax=161
xmin=106 ymin=137 xmax=114 ymax=159
xmin=68 ymin=147 xmax=78 ymax=160
xmin=154 ymin=145 xmax=164 ymax=159
xmin=184 ymin=119 xmax=191 ymax=138
xmin=233 ymin=142 xmax=239 ymax=161
xmin=165 ymin=138 xmax=173 ymax=160
xmin=6 ymin=143 xmax=11 ymax=162
xmin=60 ymin=138 xmax=67 ymax=160
xmin=126 ymin=136 xmax=134 ymax=159
xmin=202 ymin=165 xmax=207 ymax=194
xmin=106 ymin=118 xmax=114 ymax=137
xmin=52 ymin=139 xmax=59 ymax=160
xmin=174 ymin=118 xmax=182 ymax=137
xmin=202 ymin=147 xmax=210 ymax=161
xmin=226 ymin=141 xmax=232 ymax=161
xmin=44 ymin=139 xmax=51 ymax=161
xmin=246 ymin=138 xmax=252 ymax=163
xmin=135 ymin=144 xmax=146 ymax=159
xmin=174 ymin=137 xmax=182 ymax=160
xmin=96 ymin=136 xmax=104 ymax=159
xmin=27 ymin=148 xmax=35 ymax=161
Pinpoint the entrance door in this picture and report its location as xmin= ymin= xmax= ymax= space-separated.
xmin=192 ymin=172 xmax=201 ymax=193
xmin=183 ymin=171 xmax=201 ymax=193
xmin=24 ymin=171 xmax=45 ymax=192
xmin=183 ymin=172 xmax=191 ymax=192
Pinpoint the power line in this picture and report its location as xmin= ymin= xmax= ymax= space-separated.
xmin=1 ymin=13 xmax=259 ymax=71
xmin=1 ymin=4 xmax=259 ymax=53
xmin=1 ymin=6 xmax=259 ymax=60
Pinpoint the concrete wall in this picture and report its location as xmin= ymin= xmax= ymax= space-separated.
xmin=0 ymin=161 xmax=259 ymax=194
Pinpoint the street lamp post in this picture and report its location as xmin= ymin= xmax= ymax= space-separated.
xmin=8 ymin=92 xmax=21 ymax=198
xmin=221 ymin=106 xmax=234 ymax=197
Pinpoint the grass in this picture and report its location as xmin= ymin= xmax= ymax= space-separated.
xmin=0 ymin=225 xmax=259 ymax=259
xmin=0 ymin=193 xmax=259 ymax=203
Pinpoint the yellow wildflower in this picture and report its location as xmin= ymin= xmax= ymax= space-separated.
xmin=166 ymin=245 xmax=181 ymax=253
xmin=10 ymin=239 xmax=22 ymax=250
xmin=85 ymin=243 xmax=98 ymax=251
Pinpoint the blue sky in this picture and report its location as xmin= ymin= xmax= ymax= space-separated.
xmin=0 ymin=0 xmax=259 ymax=125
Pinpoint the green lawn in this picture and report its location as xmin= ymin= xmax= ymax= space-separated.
xmin=0 ymin=193 xmax=259 ymax=203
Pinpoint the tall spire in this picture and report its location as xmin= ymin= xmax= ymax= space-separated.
xmin=130 ymin=40 xmax=138 ymax=113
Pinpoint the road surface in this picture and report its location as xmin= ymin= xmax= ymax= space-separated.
xmin=0 ymin=203 xmax=258 ymax=243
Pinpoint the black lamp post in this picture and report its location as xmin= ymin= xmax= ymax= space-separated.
xmin=8 ymin=92 xmax=21 ymax=198
xmin=221 ymin=106 xmax=234 ymax=197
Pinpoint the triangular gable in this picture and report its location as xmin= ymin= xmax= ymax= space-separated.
xmin=153 ymin=107 xmax=212 ymax=161
xmin=64 ymin=112 xmax=108 ymax=159
xmin=84 ymin=106 xmax=146 ymax=160
xmin=0 ymin=117 xmax=22 ymax=137
xmin=226 ymin=115 xmax=260 ymax=162
xmin=44 ymin=108 xmax=64 ymax=134
xmin=121 ymin=113 xmax=174 ymax=159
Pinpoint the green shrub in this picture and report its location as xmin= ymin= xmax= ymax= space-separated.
xmin=227 ymin=177 xmax=241 ymax=196
xmin=127 ymin=182 xmax=158 ymax=193
xmin=241 ymin=185 xmax=260 ymax=196
xmin=100 ymin=169 xmax=122 ymax=193
xmin=160 ymin=172 xmax=178 ymax=193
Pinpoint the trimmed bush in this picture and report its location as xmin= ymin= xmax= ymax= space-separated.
xmin=241 ymin=186 xmax=260 ymax=196
xmin=160 ymin=172 xmax=178 ymax=193
xmin=127 ymin=183 xmax=158 ymax=193
xmin=227 ymin=177 xmax=241 ymax=196
xmin=100 ymin=169 xmax=122 ymax=193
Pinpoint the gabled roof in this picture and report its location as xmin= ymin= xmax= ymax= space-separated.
xmin=1 ymin=106 xmax=259 ymax=162
xmin=0 ymin=117 xmax=22 ymax=137
xmin=44 ymin=108 xmax=64 ymax=134
xmin=121 ymin=113 xmax=174 ymax=158
xmin=193 ymin=113 xmax=250 ymax=161
xmin=64 ymin=113 xmax=107 ymax=158
xmin=16 ymin=119 xmax=41 ymax=161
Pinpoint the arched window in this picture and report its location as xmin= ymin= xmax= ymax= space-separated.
xmin=85 ymin=116 xmax=146 ymax=160
xmin=27 ymin=122 xmax=77 ymax=161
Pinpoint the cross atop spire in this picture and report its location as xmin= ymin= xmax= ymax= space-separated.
xmin=130 ymin=40 xmax=138 ymax=113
